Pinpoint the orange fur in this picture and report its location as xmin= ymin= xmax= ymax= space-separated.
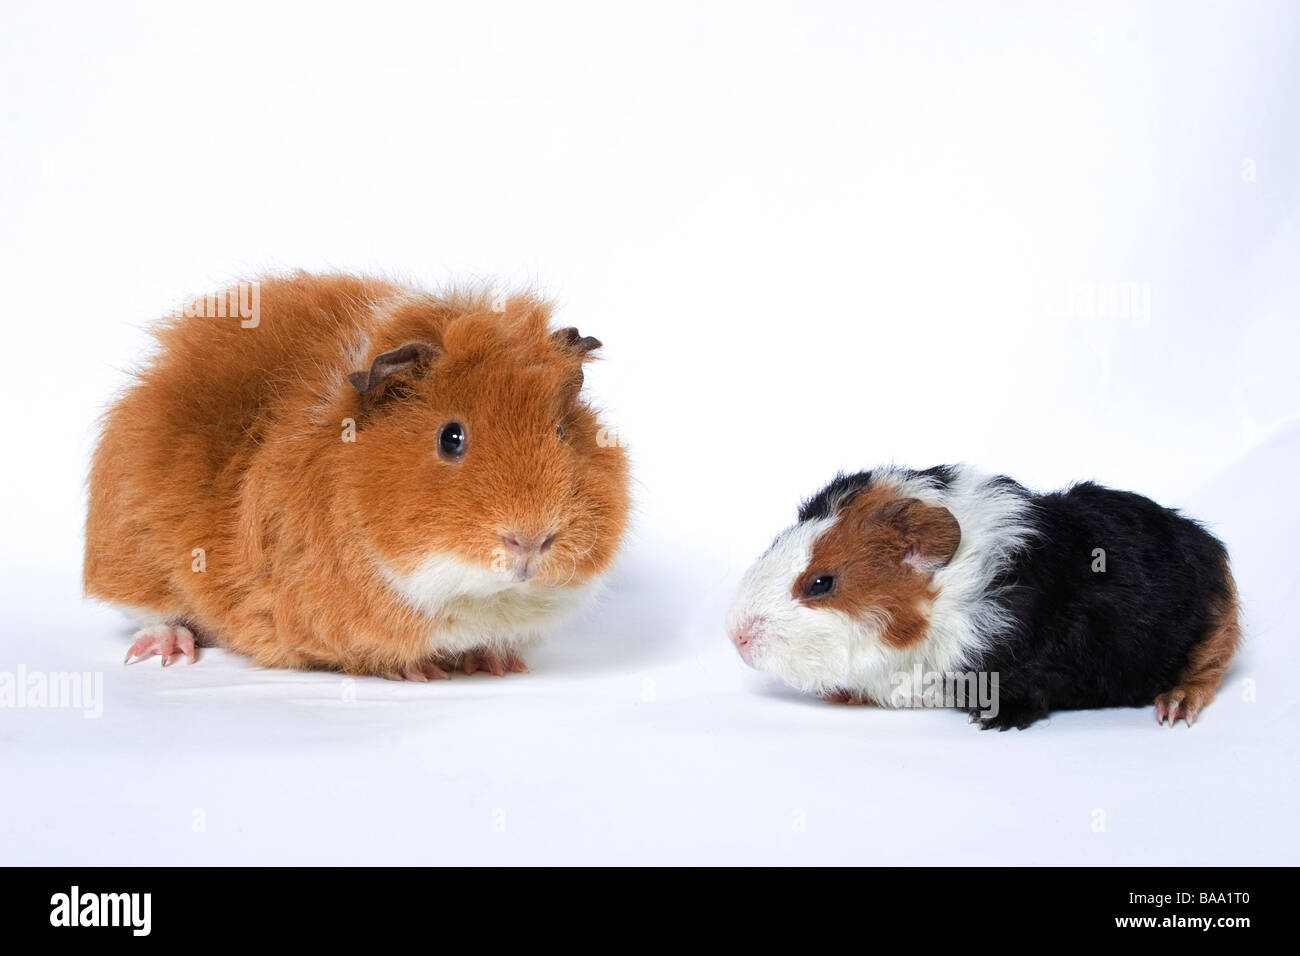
xmin=84 ymin=272 xmax=631 ymax=675
xmin=1154 ymin=559 xmax=1243 ymax=725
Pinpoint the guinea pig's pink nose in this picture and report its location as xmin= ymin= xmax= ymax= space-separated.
xmin=502 ymin=531 xmax=557 ymax=557
xmin=730 ymin=617 xmax=762 ymax=658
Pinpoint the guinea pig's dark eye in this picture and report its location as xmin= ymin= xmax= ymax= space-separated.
xmin=806 ymin=575 xmax=835 ymax=598
xmin=438 ymin=421 xmax=467 ymax=460
xmin=556 ymin=424 xmax=566 ymax=441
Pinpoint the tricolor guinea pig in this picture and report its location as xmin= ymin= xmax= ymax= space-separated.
xmin=726 ymin=465 xmax=1241 ymax=729
xmin=85 ymin=272 xmax=631 ymax=679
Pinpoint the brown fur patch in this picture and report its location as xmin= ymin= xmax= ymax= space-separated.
xmin=794 ymin=486 xmax=961 ymax=648
xmin=84 ymin=273 xmax=631 ymax=675
xmin=1155 ymin=558 xmax=1243 ymax=725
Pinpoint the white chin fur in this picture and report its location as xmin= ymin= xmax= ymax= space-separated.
xmin=726 ymin=464 xmax=1035 ymax=703
xmin=378 ymin=550 xmax=601 ymax=655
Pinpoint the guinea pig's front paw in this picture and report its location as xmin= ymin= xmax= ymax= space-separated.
xmin=459 ymin=649 xmax=528 ymax=677
xmin=969 ymin=704 xmax=1048 ymax=731
xmin=822 ymin=689 xmax=874 ymax=706
xmin=382 ymin=659 xmax=452 ymax=682
xmin=124 ymin=624 xmax=197 ymax=667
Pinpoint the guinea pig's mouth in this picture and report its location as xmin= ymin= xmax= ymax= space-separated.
xmin=509 ymin=561 xmax=541 ymax=584
xmin=491 ymin=559 xmax=543 ymax=586
xmin=493 ymin=532 xmax=561 ymax=586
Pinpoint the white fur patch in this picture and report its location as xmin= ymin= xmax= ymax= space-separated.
xmin=726 ymin=464 xmax=1036 ymax=703
xmin=379 ymin=550 xmax=600 ymax=655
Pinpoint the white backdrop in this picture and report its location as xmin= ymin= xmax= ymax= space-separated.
xmin=2 ymin=0 xmax=1297 ymax=864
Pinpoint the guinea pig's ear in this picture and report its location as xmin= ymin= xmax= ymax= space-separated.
xmin=348 ymin=342 xmax=438 ymax=403
xmin=550 ymin=327 xmax=602 ymax=356
xmin=550 ymin=328 xmax=601 ymax=399
xmin=873 ymin=498 xmax=962 ymax=574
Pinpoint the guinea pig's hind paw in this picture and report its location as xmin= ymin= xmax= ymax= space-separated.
xmin=1154 ymin=688 xmax=1203 ymax=727
xmin=461 ymin=650 xmax=528 ymax=677
xmin=123 ymin=624 xmax=197 ymax=667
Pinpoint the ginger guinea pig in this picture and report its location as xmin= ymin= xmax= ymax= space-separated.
xmin=726 ymin=465 xmax=1241 ymax=729
xmin=85 ymin=272 xmax=631 ymax=679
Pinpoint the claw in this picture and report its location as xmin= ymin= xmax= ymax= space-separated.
xmin=1155 ymin=686 xmax=1208 ymax=728
xmin=124 ymin=624 xmax=197 ymax=666
xmin=385 ymin=661 xmax=451 ymax=682
xmin=384 ymin=651 xmax=521 ymax=681
xmin=461 ymin=649 xmax=526 ymax=676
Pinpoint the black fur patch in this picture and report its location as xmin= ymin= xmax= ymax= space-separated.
xmin=797 ymin=464 xmax=963 ymax=522
xmin=798 ymin=471 xmax=875 ymax=522
xmin=969 ymin=481 xmax=1234 ymax=729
